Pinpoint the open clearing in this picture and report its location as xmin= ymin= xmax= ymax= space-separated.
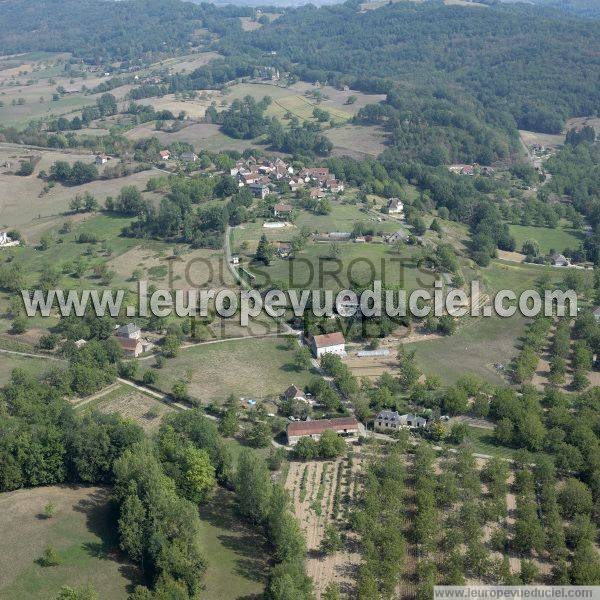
xmin=509 ymin=224 xmax=584 ymax=254
xmin=0 ymin=352 xmax=57 ymax=385
xmin=76 ymin=384 xmax=176 ymax=432
xmin=198 ymin=488 xmax=268 ymax=599
xmin=519 ymin=130 xmax=565 ymax=149
xmin=0 ymin=145 xmax=156 ymax=230
xmin=0 ymin=485 xmax=141 ymax=599
xmin=285 ymin=451 xmax=363 ymax=598
xmin=141 ymin=337 xmax=317 ymax=405
xmin=326 ymin=124 xmax=388 ymax=158
xmin=124 ymin=122 xmax=260 ymax=152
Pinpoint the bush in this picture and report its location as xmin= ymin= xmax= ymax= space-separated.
xmin=40 ymin=546 xmax=62 ymax=567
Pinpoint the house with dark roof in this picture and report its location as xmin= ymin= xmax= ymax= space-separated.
xmin=387 ymin=198 xmax=404 ymax=214
xmin=283 ymin=384 xmax=306 ymax=402
xmin=116 ymin=323 xmax=141 ymax=340
xmin=286 ymin=417 xmax=359 ymax=445
xmin=374 ymin=410 xmax=427 ymax=432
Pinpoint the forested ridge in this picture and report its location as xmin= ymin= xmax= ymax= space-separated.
xmin=215 ymin=0 xmax=600 ymax=133
xmin=0 ymin=0 xmax=250 ymax=62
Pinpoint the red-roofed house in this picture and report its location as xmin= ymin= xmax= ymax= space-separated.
xmin=115 ymin=337 xmax=143 ymax=358
xmin=159 ymin=150 xmax=171 ymax=161
xmin=309 ymin=332 xmax=346 ymax=358
xmin=273 ymin=203 xmax=293 ymax=217
xmin=286 ymin=417 xmax=359 ymax=445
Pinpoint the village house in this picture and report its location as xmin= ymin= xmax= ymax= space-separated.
xmin=326 ymin=179 xmax=344 ymax=193
xmin=309 ymin=187 xmax=324 ymax=200
xmin=550 ymin=253 xmax=571 ymax=267
xmin=374 ymin=410 xmax=427 ymax=432
xmin=0 ymin=231 xmax=19 ymax=248
xmin=273 ymin=203 xmax=293 ymax=217
xmin=387 ymin=197 xmax=404 ymax=215
xmin=95 ymin=154 xmax=110 ymax=165
xmin=384 ymin=229 xmax=409 ymax=245
xmin=283 ymin=384 xmax=307 ymax=403
xmin=309 ymin=331 xmax=346 ymax=358
xmin=250 ymin=182 xmax=270 ymax=199
xmin=159 ymin=150 xmax=171 ymax=161
xmin=286 ymin=416 xmax=359 ymax=446
xmin=460 ymin=165 xmax=475 ymax=176
xmin=116 ymin=323 xmax=141 ymax=340
xmin=231 ymin=255 xmax=240 ymax=266
xmin=289 ymin=178 xmax=305 ymax=192
xmin=300 ymin=167 xmax=330 ymax=185
xmin=116 ymin=337 xmax=143 ymax=358
xmin=74 ymin=339 xmax=87 ymax=349
xmin=180 ymin=152 xmax=198 ymax=162
xmin=275 ymin=242 xmax=292 ymax=258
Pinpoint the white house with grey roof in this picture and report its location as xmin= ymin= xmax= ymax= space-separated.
xmin=116 ymin=323 xmax=141 ymax=340
xmin=374 ymin=410 xmax=427 ymax=432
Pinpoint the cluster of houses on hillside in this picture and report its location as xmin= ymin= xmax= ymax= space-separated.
xmin=158 ymin=149 xmax=199 ymax=163
xmin=448 ymin=164 xmax=495 ymax=177
xmin=229 ymin=158 xmax=345 ymax=203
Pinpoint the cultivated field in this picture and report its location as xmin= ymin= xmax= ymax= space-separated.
xmin=0 ymin=485 xmax=141 ymax=599
xmin=285 ymin=450 xmax=363 ymax=598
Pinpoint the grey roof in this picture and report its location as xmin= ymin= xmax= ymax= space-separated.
xmin=117 ymin=323 xmax=140 ymax=336
xmin=376 ymin=410 xmax=402 ymax=421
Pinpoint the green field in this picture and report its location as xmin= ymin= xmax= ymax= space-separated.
xmin=509 ymin=224 xmax=584 ymax=255
xmin=405 ymin=312 xmax=527 ymax=386
xmin=0 ymin=352 xmax=61 ymax=385
xmin=140 ymin=337 xmax=318 ymax=404
xmin=0 ymin=486 xmax=141 ymax=599
xmin=463 ymin=426 xmax=518 ymax=459
xmin=198 ymin=488 xmax=268 ymax=599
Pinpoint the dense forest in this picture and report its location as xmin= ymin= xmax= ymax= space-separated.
xmin=505 ymin=0 xmax=600 ymax=19
xmin=0 ymin=0 xmax=250 ymax=62
xmin=214 ymin=0 xmax=600 ymax=133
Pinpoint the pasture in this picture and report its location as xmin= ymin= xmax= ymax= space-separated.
xmin=508 ymin=224 xmax=584 ymax=255
xmin=0 ymin=486 xmax=141 ymax=599
xmin=75 ymin=384 xmax=176 ymax=433
xmin=198 ymin=488 xmax=268 ymax=599
xmin=139 ymin=337 xmax=317 ymax=405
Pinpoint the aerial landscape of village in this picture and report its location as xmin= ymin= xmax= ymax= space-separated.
xmin=0 ymin=0 xmax=599 ymax=598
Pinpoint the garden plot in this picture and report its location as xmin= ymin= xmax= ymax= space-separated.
xmin=285 ymin=450 xmax=363 ymax=598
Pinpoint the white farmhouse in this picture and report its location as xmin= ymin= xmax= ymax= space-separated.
xmin=387 ymin=198 xmax=404 ymax=215
xmin=0 ymin=231 xmax=20 ymax=248
xmin=309 ymin=332 xmax=346 ymax=358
